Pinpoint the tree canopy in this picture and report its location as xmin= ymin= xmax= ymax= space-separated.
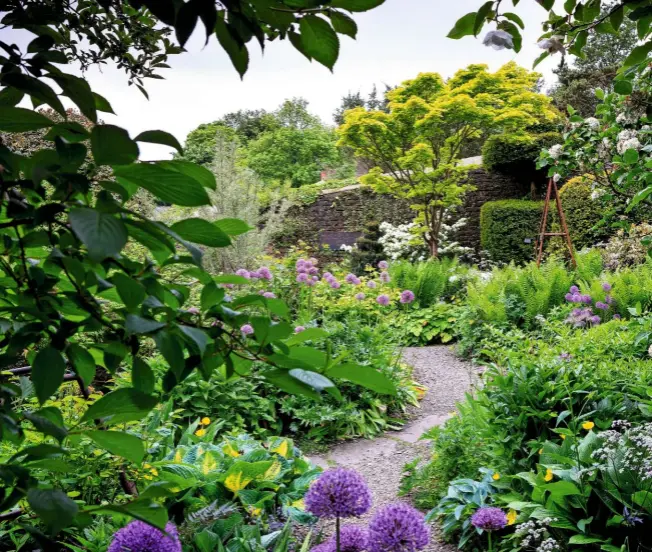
xmin=337 ymin=62 xmax=559 ymax=257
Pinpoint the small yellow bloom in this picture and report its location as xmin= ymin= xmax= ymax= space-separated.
xmin=492 ymin=473 xmax=501 ymax=481
xmin=195 ymin=428 xmax=206 ymax=437
xmin=539 ymin=448 xmax=543 ymax=455
xmin=201 ymin=417 xmax=211 ymax=426
xmin=144 ymin=463 xmax=152 ymax=469
xmin=560 ymin=434 xmax=566 ymax=440
xmin=582 ymin=421 xmax=595 ymax=431
xmin=150 ymin=468 xmax=159 ymax=477
xmin=544 ymin=468 xmax=553 ymax=482
xmin=144 ymin=474 xmax=153 ymax=480
xmin=506 ymin=510 xmax=517 ymax=526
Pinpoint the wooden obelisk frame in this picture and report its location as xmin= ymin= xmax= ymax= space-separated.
xmin=536 ymin=177 xmax=577 ymax=268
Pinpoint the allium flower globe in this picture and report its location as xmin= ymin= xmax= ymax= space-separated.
xmin=377 ymin=294 xmax=390 ymax=306
xmin=312 ymin=526 xmax=369 ymax=552
xmin=470 ymin=507 xmax=507 ymax=532
xmin=235 ymin=268 xmax=250 ymax=279
xmin=378 ymin=260 xmax=389 ymax=270
xmin=380 ymin=271 xmax=391 ymax=284
xmin=297 ymin=273 xmax=309 ymax=283
xmin=305 ymin=468 xmax=372 ymax=518
xmin=108 ymin=521 xmax=181 ymax=552
xmin=400 ymin=290 xmax=415 ymax=304
xmin=368 ymin=503 xmax=430 ymax=552
xmin=367 ymin=280 xmax=377 ymax=289
xmin=355 ymin=292 xmax=366 ymax=300
xmin=602 ymin=282 xmax=612 ymax=292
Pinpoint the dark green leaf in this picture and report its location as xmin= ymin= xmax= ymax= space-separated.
xmin=288 ymin=369 xmax=335 ymax=391
xmin=614 ymin=79 xmax=634 ymax=95
xmin=93 ymin=92 xmax=115 ymax=114
xmin=0 ymin=107 xmax=54 ymax=132
xmin=623 ymin=40 xmax=652 ymax=67
xmin=113 ymin=273 xmax=147 ymax=311
xmin=175 ymin=0 xmax=199 ymax=46
xmin=132 ymin=357 xmax=155 ymax=394
xmin=91 ymin=125 xmax=139 ymax=166
xmin=157 ymin=160 xmax=216 ymax=190
xmin=69 ymin=208 xmax=128 ymax=261
xmin=289 ymin=31 xmax=312 ymax=61
xmin=447 ymin=12 xmax=477 ymax=39
xmin=24 ymin=408 xmax=67 ymax=442
xmin=264 ymin=369 xmax=320 ymax=399
xmin=154 ymin=330 xmax=185 ymax=375
xmin=503 ymin=12 xmax=524 ymax=28
xmin=214 ymin=218 xmax=252 ymax=236
xmin=125 ymin=314 xmax=166 ymax=335
xmin=170 ymin=218 xmax=231 ymax=247
xmin=32 ymin=347 xmax=66 ymax=404
xmin=623 ymin=148 xmax=640 ymax=164
xmin=84 ymin=430 xmax=145 ymax=463
xmin=300 ymin=15 xmax=340 ymax=70
xmin=285 ymin=328 xmax=329 ymax=345
xmin=91 ymin=499 xmax=167 ymax=530
xmin=50 ymin=74 xmax=97 ymax=123
xmin=329 ymin=11 xmax=358 ymax=38
xmin=179 ymin=325 xmax=209 ymax=355
xmin=474 ymin=2 xmax=494 ymax=35
xmin=134 ymin=130 xmax=183 ymax=153
xmin=201 ymin=282 xmax=225 ymax=311
xmin=328 ymin=0 xmax=385 ymax=11
xmin=610 ymin=5 xmax=623 ymax=28
xmin=215 ymin=17 xmax=249 ymax=78
xmin=564 ymin=0 xmax=577 ymax=14
xmin=0 ymin=87 xmax=24 ymax=107
xmin=2 ymin=73 xmax=65 ymax=115
xmin=66 ymin=344 xmax=96 ymax=387
xmin=81 ymin=388 xmax=158 ymax=425
xmin=327 ymin=363 xmax=397 ymax=395
xmin=27 ymin=489 xmax=78 ymax=535
xmin=113 ymin=163 xmax=211 ymax=206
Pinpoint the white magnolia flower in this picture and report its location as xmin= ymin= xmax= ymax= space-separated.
xmin=482 ymin=30 xmax=514 ymax=50
xmin=585 ymin=117 xmax=600 ymax=130
xmin=548 ymin=144 xmax=563 ymax=159
xmin=537 ymin=36 xmax=565 ymax=54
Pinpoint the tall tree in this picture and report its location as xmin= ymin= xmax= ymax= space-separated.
xmin=338 ymin=63 xmax=559 ymax=257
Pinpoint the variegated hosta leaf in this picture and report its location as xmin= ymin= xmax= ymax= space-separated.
xmin=223 ymin=461 xmax=274 ymax=493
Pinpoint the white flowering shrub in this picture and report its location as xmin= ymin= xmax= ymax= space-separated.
xmin=379 ymin=213 xmax=471 ymax=261
xmin=538 ymin=81 xmax=652 ymax=221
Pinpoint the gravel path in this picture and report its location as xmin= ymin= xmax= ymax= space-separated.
xmin=308 ymin=346 xmax=476 ymax=551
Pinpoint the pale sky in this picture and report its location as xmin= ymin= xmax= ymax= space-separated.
xmin=14 ymin=1 xmax=563 ymax=159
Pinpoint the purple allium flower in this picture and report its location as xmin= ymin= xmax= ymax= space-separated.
xmin=240 ymin=324 xmax=254 ymax=336
xmin=187 ymin=307 xmax=200 ymax=315
xmin=613 ymin=314 xmax=622 ymax=320
xmin=572 ymin=294 xmax=582 ymax=303
xmin=355 ymin=293 xmax=366 ymax=300
xmin=304 ymin=261 xmax=314 ymax=270
xmin=602 ymin=282 xmax=612 ymax=292
xmin=565 ymin=293 xmax=574 ymax=302
xmin=306 ymin=279 xmax=316 ymax=287
xmin=377 ymin=294 xmax=390 ymax=306
xmin=258 ymin=267 xmax=273 ymax=280
xmin=570 ymin=285 xmax=579 ymax=294
xmin=312 ymin=275 xmax=319 ymax=282
xmin=309 ymin=267 xmax=320 ymax=275
xmin=595 ymin=301 xmax=608 ymax=310
xmin=605 ymin=295 xmax=614 ymax=305
xmin=330 ymin=281 xmax=341 ymax=289
xmin=263 ymin=292 xmax=276 ymax=299
xmin=380 ymin=271 xmax=391 ymax=284
xmin=250 ymin=270 xmax=261 ymax=279
xmin=323 ymin=272 xmax=333 ymax=280
xmin=367 ymin=280 xmax=377 ymax=289
xmin=345 ymin=273 xmax=358 ymax=284
xmin=470 ymin=507 xmax=507 ymax=532
xmin=581 ymin=295 xmax=592 ymax=304
xmin=295 ymin=326 xmax=306 ymax=333
xmin=297 ymin=273 xmax=309 ymax=283
xmin=378 ymin=261 xmax=389 ymax=270
xmin=108 ymin=521 xmax=181 ymax=552
xmin=297 ymin=267 xmax=308 ymax=274
xmin=315 ymin=526 xmax=369 ymax=552
xmin=235 ymin=268 xmax=250 ymax=279
xmin=368 ymin=503 xmax=430 ymax=552
xmin=305 ymin=468 xmax=372 ymax=518
xmin=296 ymin=259 xmax=307 ymax=270
xmin=590 ymin=315 xmax=601 ymax=325
xmin=400 ymin=290 xmax=415 ymax=304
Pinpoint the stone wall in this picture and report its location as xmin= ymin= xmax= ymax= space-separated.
xmin=276 ymin=168 xmax=529 ymax=252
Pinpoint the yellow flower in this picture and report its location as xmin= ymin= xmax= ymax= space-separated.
xmin=143 ymin=463 xmax=152 ymax=469
xmin=506 ymin=510 xmax=517 ymax=526
xmin=144 ymin=474 xmax=153 ymax=480
xmin=539 ymin=448 xmax=543 ymax=455
xmin=582 ymin=421 xmax=595 ymax=431
xmin=492 ymin=473 xmax=501 ymax=480
xmin=544 ymin=468 xmax=553 ymax=482
xmin=150 ymin=468 xmax=159 ymax=477
xmin=560 ymin=434 xmax=566 ymax=440
xmin=195 ymin=428 xmax=206 ymax=437
xmin=201 ymin=417 xmax=211 ymax=426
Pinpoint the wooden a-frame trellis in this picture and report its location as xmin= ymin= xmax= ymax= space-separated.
xmin=536 ymin=177 xmax=577 ymax=268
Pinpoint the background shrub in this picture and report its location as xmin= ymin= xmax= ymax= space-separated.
xmin=480 ymin=200 xmax=543 ymax=264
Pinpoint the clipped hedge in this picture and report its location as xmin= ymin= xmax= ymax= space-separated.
xmin=558 ymin=175 xmax=609 ymax=249
xmin=482 ymin=132 xmax=561 ymax=181
xmin=480 ymin=200 xmax=543 ymax=264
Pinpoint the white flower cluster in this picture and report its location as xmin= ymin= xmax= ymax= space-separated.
xmin=616 ymin=111 xmax=642 ymax=125
xmin=548 ymin=144 xmax=563 ymax=160
xmin=592 ymin=422 xmax=652 ymax=481
xmin=339 ymin=244 xmax=356 ymax=253
xmin=514 ymin=518 xmax=558 ymax=551
xmin=616 ymin=129 xmax=642 ymax=154
xmin=590 ymin=188 xmax=607 ymax=201
xmin=596 ymin=137 xmax=612 ymax=161
xmin=378 ymin=221 xmax=425 ymax=261
xmin=584 ymin=117 xmax=600 ymax=131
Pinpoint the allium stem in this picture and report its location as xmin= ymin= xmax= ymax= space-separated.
xmin=488 ymin=531 xmax=493 ymax=552
xmin=336 ymin=516 xmax=341 ymax=552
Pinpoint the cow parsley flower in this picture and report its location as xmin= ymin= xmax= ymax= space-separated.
xmin=305 ymin=468 xmax=372 ymax=518
xmin=368 ymin=503 xmax=430 ymax=552
xmin=108 ymin=521 xmax=181 ymax=552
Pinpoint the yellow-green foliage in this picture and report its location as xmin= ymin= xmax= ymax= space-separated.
xmin=337 ymin=62 xmax=560 ymax=256
xmin=480 ymin=200 xmax=543 ymax=264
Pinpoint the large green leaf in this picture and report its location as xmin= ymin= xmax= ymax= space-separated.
xmin=132 ymin=357 xmax=155 ymax=394
xmin=447 ymin=12 xmax=477 ymax=39
xmin=300 ymin=16 xmax=340 ymax=70
xmin=113 ymin=273 xmax=147 ymax=311
xmin=91 ymin=125 xmax=139 ymax=165
xmin=170 ymin=218 xmax=231 ymax=247
xmin=157 ymin=160 xmax=217 ymax=190
xmin=134 ymin=130 xmax=183 ymax=153
xmin=113 ymin=163 xmax=211 ymax=206
xmin=90 ymin=499 xmax=168 ymax=530
xmin=329 ymin=11 xmax=358 ymax=38
xmin=288 ymin=369 xmax=335 ymax=391
xmin=32 ymin=347 xmax=66 ymax=404
xmin=27 ymin=489 xmax=79 ymax=535
xmin=264 ymin=369 xmax=320 ymax=399
xmin=0 ymin=106 xmax=54 ymax=132
xmin=67 ymin=343 xmax=97 ymax=387
xmin=81 ymin=388 xmax=158 ymax=425
xmin=329 ymin=0 xmax=385 ymax=11
xmin=326 ymin=363 xmax=397 ymax=395
xmin=24 ymin=408 xmax=67 ymax=442
xmin=215 ymin=18 xmax=249 ymax=78
xmin=125 ymin=314 xmax=166 ymax=335
xmin=214 ymin=218 xmax=252 ymax=236
xmin=69 ymin=208 xmax=128 ymax=261
xmin=84 ymin=430 xmax=145 ymax=464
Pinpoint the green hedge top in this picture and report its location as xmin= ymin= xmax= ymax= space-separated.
xmin=480 ymin=200 xmax=544 ymax=264
xmin=482 ymin=132 xmax=561 ymax=174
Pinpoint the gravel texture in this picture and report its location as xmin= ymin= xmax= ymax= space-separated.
xmin=308 ymin=346 xmax=476 ymax=552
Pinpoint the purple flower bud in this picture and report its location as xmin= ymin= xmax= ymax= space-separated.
xmin=240 ymin=324 xmax=254 ymax=335
xmin=570 ymin=285 xmax=579 ymax=294
xmin=377 ymin=294 xmax=390 ymax=306
xmin=565 ymin=293 xmax=574 ymax=302
xmin=605 ymin=295 xmax=614 ymax=305
xmin=323 ymin=272 xmax=333 ymax=280
xmin=297 ymin=267 xmax=308 ymax=274
xmin=367 ymin=281 xmax=377 ymax=289
xmin=581 ymin=295 xmax=592 ymax=304
xmin=235 ymin=268 xmax=250 ymax=280
xmin=250 ymin=270 xmax=261 ymax=279
xmin=309 ymin=267 xmax=320 ymax=275
xmin=108 ymin=521 xmax=181 ymax=552
xmin=368 ymin=503 xmax=429 ymax=552
xmin=258 ymin=267 xmax=273 ymax=280
xmin=263 ymin=292 xmax=276 ymax=299
xmin=590 ymin=315 xmax=601 ymax=325
xmin=304 ymin=261 xmax=313 ymax=270
xmin=595 ymin=301 xmax=608 ymax=310
xmin=330 ymin=281 xmax=341 ymax=289
xmin=380 ymin=271 xmax=391 ymax=284
xmin=378 ymin=260 xmax=389 ymax=270
xmin=345 ymin=273 xmax=358 ymax=284
xmin=294 ymin=326 xmax=305 ymax=333
xmin=559 ymin=352 xmax=572 ymax=361
xmin=305 ymin=468 xmax=372 ymax=518
xmin=602 ymin=282 xmax=612 ymax=292
xmin=306 ymin=279 xmax=316 ymax=287
xmin=296 ymin=259 xmax=307 ymax=270
xmin=312 ymin=526 xmax=369 ymax=552
xmin=312 ymin=275 xmax=319 ymax=281
xmin=355 ymin=293 xmax=366 ymax=300
xmin=572 ymin=294 xmax=582 ymax=303
xmin=470 ymin=507 xmax=507 ymax=532
xmin=400 ymin=290 xmax=415 ymax=304
xmin=297 ymin=273 xmax=309 ymax=283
